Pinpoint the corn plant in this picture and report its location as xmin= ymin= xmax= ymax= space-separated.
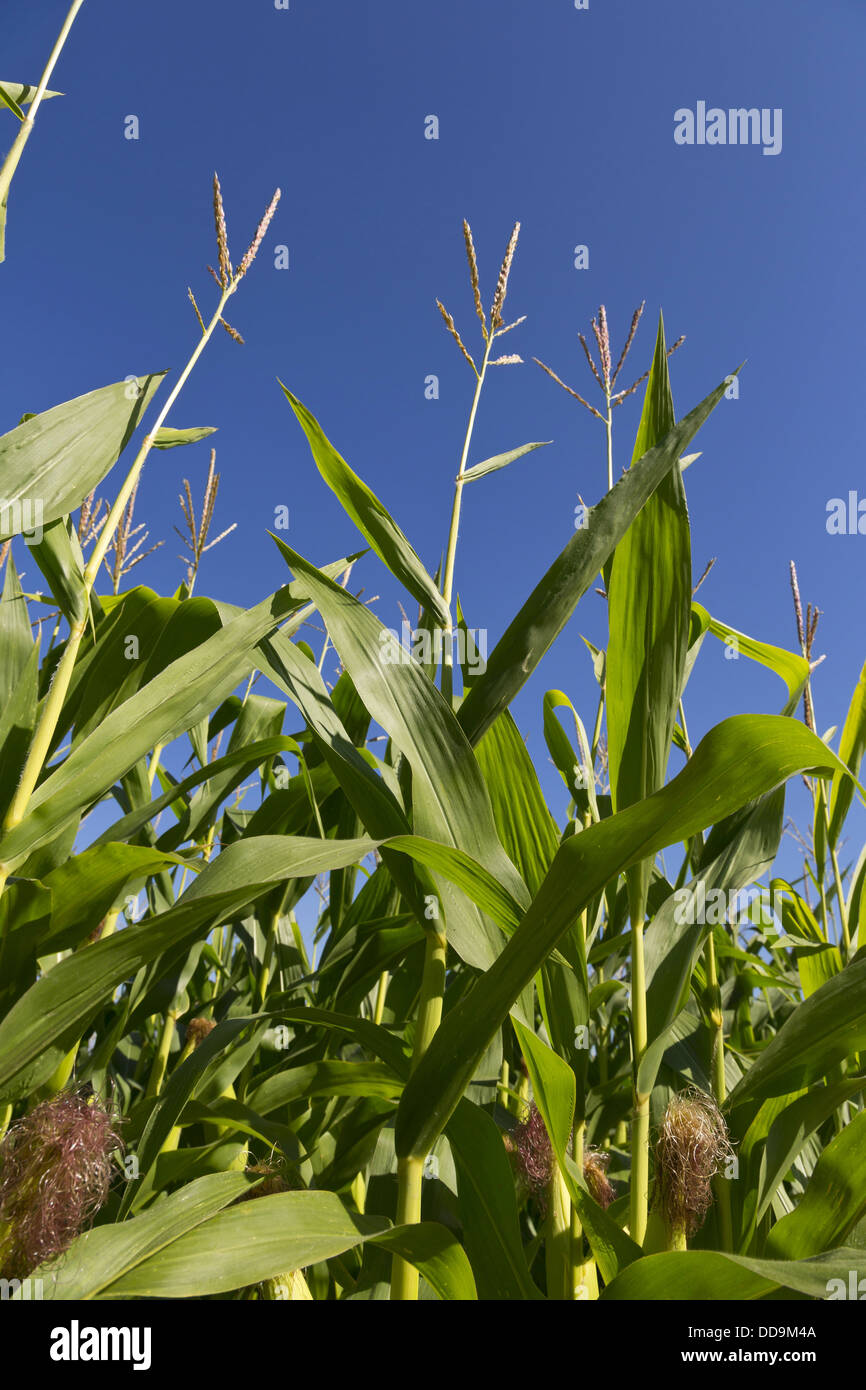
xmin=1 ymin=32 xmax=866 ymax=1308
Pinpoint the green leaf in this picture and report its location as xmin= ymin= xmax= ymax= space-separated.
xmin=0 ymin=554 xmax=34 ymax=706
xmin=727 ymin=957 xmax=866 ymax=1108
xmin=513 ymin=1021 xmax=642 ymax=1283
xmin=512 ymin=1020 xmax=574 ymax=1157
xmin=765 ymin=1109 xmax=866 ymax=1259
xmin=94 ymin=735 xmax=304 ymax=848
xmin=386 ymin=835 xmax=525 ymax=934
xmin=828 ymin=657 xmax=866 ymax=846
xmin=607 ymin=314 xmax=690 ymax=923
xmin=600 ymin=1247 xmax=866 ymax=1300
xmin=693 ymin=602 xmax=809 ymax=714
xmin=0 ymin=84 xmax=25 ymax=121
xmin=640 ymin=789 xmax=786 ymax=1094
xmin=279 ymin=384 xmax=449 ymax=625
xmin=270 ymin=541 xmax=530 ymax=973
xmin=0 ymin=834 xmax=382 ymax=1100
xmin=456 ymin=368 xmax=731 ymax=747
xmin=445 ymin=1099 xmax=543 ymax=1299
xmin=257 ymin=631 xmax=432 ymax=929
xmin=25 ymin=517 xmax=89 ymax=625
xmin=476 ymin=711 xmax=559 ymax=895
xmin=750 ymin=1078 xmax=866 ymax=1228
xmin=247 ymin=1061 xmax=404 ymax=1116
xmin=152 ymin=425 xmax=218 ymax=449
xmin=0 ymin=584 xmax=308 ymax=868
xmin=461 ymin=440 xmax=552 ymax=483
xmin=120 ymin=1017 xmax=257 ymax=1216
xmin=0 ymin=82 xmax=62 ymax=109
xmin=369 ymin=1223 xmax=477 ymax=1300
xmin=395 ymin=714 xmax=841 ymax=1159
xmin=0 ymin=375 xmax=166 ymax=540
xmin=31 ymin=1173 xmax=254 ymax=1300
xmin=39 ymin=842 xmax=191 ymax=953
xmin=47 ymin=1186 xmax=467 ymax=1300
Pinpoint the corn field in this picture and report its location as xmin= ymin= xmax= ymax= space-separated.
xmin=1 ymin=2 xmax=865 ymax=1326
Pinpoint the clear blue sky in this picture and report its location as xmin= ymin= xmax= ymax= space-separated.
xmin=4 ymin=0 xmax=865 ymax=892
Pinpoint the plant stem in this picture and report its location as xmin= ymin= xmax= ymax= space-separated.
xmin=391 ymin=1156 xmax=424 ymax=1299
xmin=390 ymin=926 xmax=447 ymax=1300
xmin=605 ymin=398 xmax=613 ymax=493
xmin=147 ymin=1009 xmax=178 ymax=1098
xmin=439 ymin=340 xmax=492 ymax=703
xmin=0 ymin=282 xmax=233 ymax=886
xmin=498 ymin=1059 xmax=511 ymax=1114
xmin=545 ymin=1165 xmax=573 ymax=1299
xmin=706 ymin=930 xmax=733 ymax=1250
xmin=666 ymin=1223 xmax=688 ymax=1252
xmin=629 ymin=892 xmax=650 ymax=1247
xmin=0 ymin=0 xmax=86 ymax=223
xmin=373 ymin=970 xmax=390 ymax=1025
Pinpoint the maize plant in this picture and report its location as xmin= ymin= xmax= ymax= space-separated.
xmin=0 ymin=7 xmax=865 ymax=1312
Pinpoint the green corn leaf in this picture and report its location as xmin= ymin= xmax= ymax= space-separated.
xmin=600 ymin=1247 xmax=866 ymax=1300
xmin=750 ymin=1078 xmax=866 ymax=1230
xmin=0 ymin=834 xmax=381 ymax=1101
xmin=0 ymin=85 xmax=27 ymax=120
xmin=29 ymin=1173 xmax=254 ymax=1300
xmin=461 ymin=440 xmax=551 ymax=483
xmin=270 ymin=540 xmax=531 ymax=974
xmin=120 ymin=1017 xmax=258 ymax=1216
xmin=279 ymin=383 xmax=450 ymax=625
xmin=607 ymin=314 xmax=690 ymax=926
xmin=0 ymin=584 xmax=311 ymax=869
xmin=0 ymin=375 xmax=166 ymax=539
xmin=0 ymin=82 xmax=62 ymax=109
xmin=457 ymin=368 xmax=731 ymax=748
xmin=727 ymin=957 xmax=866 ymax=1108
xmin=828 ymin=657 xmax=866 ymax=846
xmin=0 ymin=554 xmax=34 ymax=705
xmin=445 ymin=1098 xmax=543 ymax=1299
xmin=151 ymin=425 xmax=217 ymax=448
xmin=395 ymin=714 xmax=841 ymax=1160
xmin=38 ymin=1181 xmax=473 ymax=1299
xmin=693 ymin=602 xmax=809 ymax=714
xmin=24 ymin=517 xmax=89 ymax=626
xmin=513 ymin=1021 xmax=642 ymax=1283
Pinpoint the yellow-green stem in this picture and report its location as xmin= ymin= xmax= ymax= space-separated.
xmin=545 ymin=1164 xmax=573 ymax=1299
xmin=498 ymin=1059 xmax=511 ymax=1114
xmin=0 ymin=283 xmax=234 ymax=880
xmin=390 ymin=928 xmax=447 ymax=1299
xmin=391 ymin=1156 xmax=425 ymax=1299
xmin=147 ymin=1010 xmax=178 ymax=1098
xmin=666 ymin=1223 xmax=688 ymax=1252
xmin=706 ymin=931 xmax=733 ymax=1250
xmin=0 ymin=1 xmax=86 ymax=220
xmin=629 ymin=900 xmax=650 ymax=1247
xmin=439 ymin=341 xmax=492 ymax=702
xmin=373 ymin=969 xmax=389 ymax=1026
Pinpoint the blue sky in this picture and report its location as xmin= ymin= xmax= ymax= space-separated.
xmin=4 ymin=0 xmax=865 ymax=900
